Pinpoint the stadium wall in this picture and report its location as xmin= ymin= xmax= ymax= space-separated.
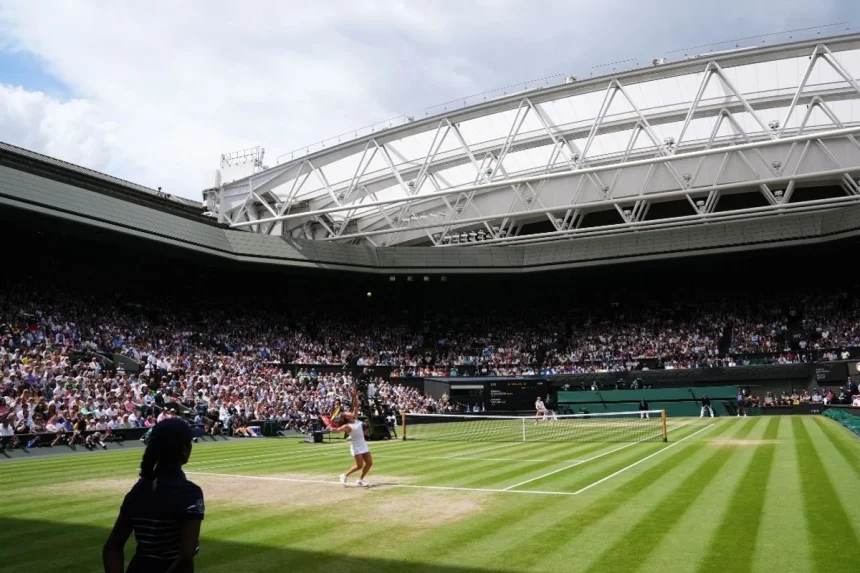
xmin=549 ymin=362 xmax=816 ymax=387
xmin=6 ymin=157 xmax=860 ymax=274
xmin=557 ymin=386 xmax=739 ymax=417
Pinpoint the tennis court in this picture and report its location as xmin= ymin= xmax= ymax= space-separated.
xmin=1 ymin=416 xmax=858 ymax=573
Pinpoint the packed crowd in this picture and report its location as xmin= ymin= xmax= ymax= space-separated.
xmin=4 ymin=276 xmax=860 ymax=450
xmin=0 ymin=280 xmax=450 ymax=449
xmin=3 ymin=281 xmax=860 ymax=386
xmin=760 ymin=381 xmax=860 ymax=407
xmin=728 ymin=293 xmax=860 ymax=354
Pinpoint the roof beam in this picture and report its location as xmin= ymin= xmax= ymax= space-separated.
xmin=221 ymin=32 xmax=860 ymax=195
xmin=230 ymin=125 xmax=860 ymax=229
xmin=303 ymin=85 xmax=860 ymax=220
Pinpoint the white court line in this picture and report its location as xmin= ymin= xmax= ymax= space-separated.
xmin=362 ymin=453 xmax=580 ymax=464
xmin=186 ymin=470 xmax=581 ymax=496
xmin=189 ymin=437 xmax=495 ymax=471
xmin=502 ymin=422 xmax=690 ymax=491
xmin=190 ymin=439 xmax=415 ymax=471
xmin=572 ymin=423 xmax=714 ymax=495
xmin=190 ymin=424 xmax=690 ymax=471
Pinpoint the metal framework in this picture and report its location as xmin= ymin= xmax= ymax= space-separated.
xmin=212 ymin=34 xmax=860 ymax=248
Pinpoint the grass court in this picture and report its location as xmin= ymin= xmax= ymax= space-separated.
xmin=0 ymin=416 xmax=858 ymax=573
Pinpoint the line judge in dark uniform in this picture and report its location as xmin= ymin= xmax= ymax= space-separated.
xmin=103 ymin=418 xmax=205 ymax=573
xmin=638 ymin=399 xmax=650 ymax=419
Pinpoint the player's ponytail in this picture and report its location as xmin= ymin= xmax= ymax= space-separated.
xmin=140 ymin=444 xmax=158 ymax=480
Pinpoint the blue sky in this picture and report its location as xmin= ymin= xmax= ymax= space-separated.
xmin=1 ymin=0 xmax=859 ymax=200
xmin=0 ymin=49 xmax=69 ymax=98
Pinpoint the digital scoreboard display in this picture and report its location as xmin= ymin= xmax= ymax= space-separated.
xmin=488 ymin=379 xmax=548 ymax=412
xmin=814 ymin=362 xmax=847 ymax=383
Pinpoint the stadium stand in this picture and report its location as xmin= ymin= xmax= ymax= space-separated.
xmin=3 ymin=205 xmax=860 ymax=454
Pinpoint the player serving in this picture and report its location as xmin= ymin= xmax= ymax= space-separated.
xmin=535 ymin=396 xmax=547 ymax=424
xmin=326 ymin=388 xmax=373 ymax=487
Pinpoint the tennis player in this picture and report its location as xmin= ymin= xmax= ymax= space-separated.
xmin=535 ymin=397 xmax=547 ymax=424
xmin=328 ymin=388 xmax=373 ymax=487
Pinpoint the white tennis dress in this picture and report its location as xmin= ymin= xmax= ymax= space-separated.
xmin=348 ymin=420 xmax=370 ymax=456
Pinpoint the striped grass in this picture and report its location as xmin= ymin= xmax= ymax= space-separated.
xmin=0 ymin=417 xmax=857 ymax=573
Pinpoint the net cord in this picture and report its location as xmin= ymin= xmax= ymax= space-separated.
xmin=404 ymin=410 xmax=665 ymax=421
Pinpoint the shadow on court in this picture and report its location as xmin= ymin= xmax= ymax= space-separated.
xmin=0 ymin=516 xmax=503 ymax=573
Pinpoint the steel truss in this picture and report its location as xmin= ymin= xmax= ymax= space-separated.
xmin=218 ymin=36 xmax=860 ymax=247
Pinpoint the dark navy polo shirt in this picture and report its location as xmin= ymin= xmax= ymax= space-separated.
xmin=121 ymin=467 xmax=204 ymax=573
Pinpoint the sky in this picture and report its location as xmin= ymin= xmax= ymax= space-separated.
xmin=1 ymin=0 xmax=859 ymax=201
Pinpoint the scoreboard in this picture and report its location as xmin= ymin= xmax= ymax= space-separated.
xmin=488 ymin=379 xmax=548 ymax=412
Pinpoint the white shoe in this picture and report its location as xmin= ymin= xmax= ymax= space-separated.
xmin=339 ymin=474 xmax=347 ymax=486
xmin=356 ymin=480 xmax=371 ymax=487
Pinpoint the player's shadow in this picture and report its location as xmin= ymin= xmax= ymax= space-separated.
xmin=359 ymin=480 xmax=405 ymax=489
xmin=0 ymin=516 xmax=503 ymax=573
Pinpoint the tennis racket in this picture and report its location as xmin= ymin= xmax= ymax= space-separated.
xmin=320 ymin=406 xmax=342 ymax=430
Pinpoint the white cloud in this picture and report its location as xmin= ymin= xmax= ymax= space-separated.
xmin=0 ymin=0 xmax=854 ymax=200
xmin=0 ymin=83 xmax=118 ymax=171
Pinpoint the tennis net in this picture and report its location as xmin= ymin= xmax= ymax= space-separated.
xmin=402 ymin=411 xmax=668 ymax=443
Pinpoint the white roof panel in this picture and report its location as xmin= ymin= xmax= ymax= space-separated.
xmin=223 ymin=34 xmax=860 ymax=246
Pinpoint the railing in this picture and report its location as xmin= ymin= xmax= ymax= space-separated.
xmin=276 ymin=115 xmax=411 ymax=164
xmin=0 ymin=427 xmax=149 ymax=454
xmin=0 ymin=424 xmax=230 ymax=456
xmin=273 ymin=23 xmax=854 ymax=167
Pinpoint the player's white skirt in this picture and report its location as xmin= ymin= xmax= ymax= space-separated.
xmin=350 ymin=444 xmax=370 ymax=456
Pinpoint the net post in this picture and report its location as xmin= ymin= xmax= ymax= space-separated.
xmin=661 ymin=410 xmax=668 ymax=442
xmin=521 ymin=418 xmax=526 ymax=442
xmin=401 ymin=412 xmax=407 ymax=441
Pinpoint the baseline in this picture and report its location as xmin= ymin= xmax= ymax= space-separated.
xmin=186 ymin=470 xmax=581 ymax=497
